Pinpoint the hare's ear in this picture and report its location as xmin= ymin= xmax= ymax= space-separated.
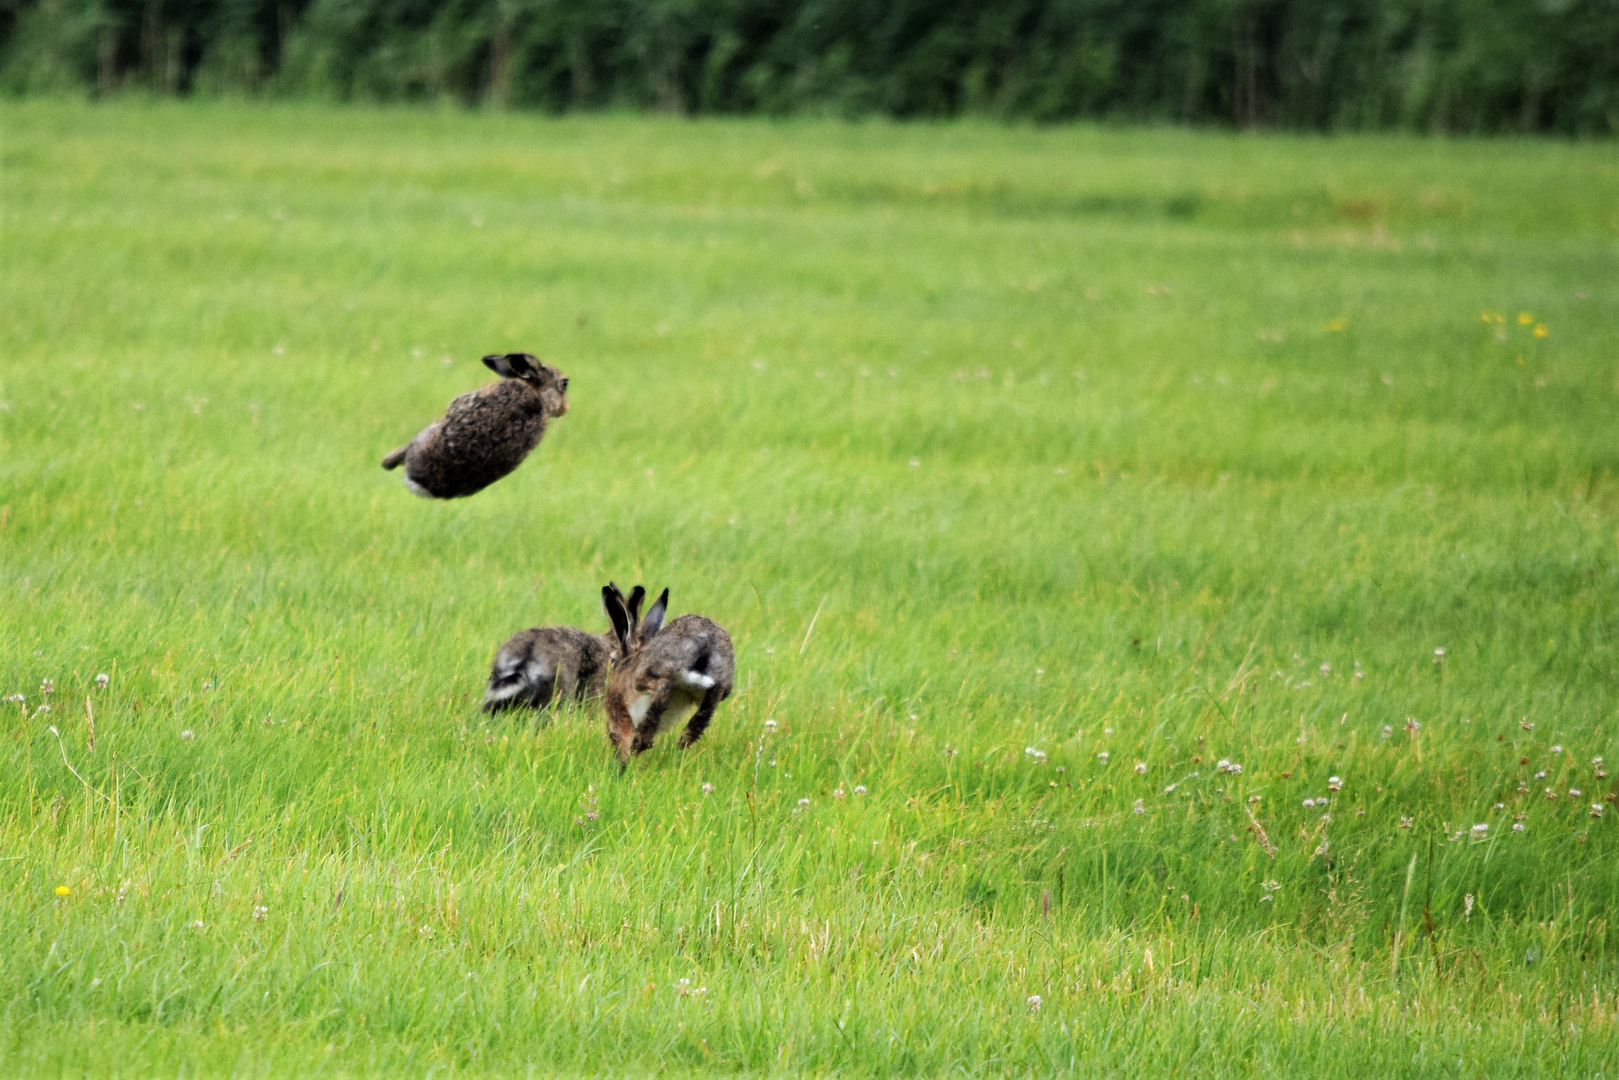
xmin=626 ymin=585 xmax=646 ymax=630
xmin=602 ymin=585 xmax=631 ymax=653
xmin=639 ymin=588 xmax=669 ymax=644
xmin=482 ymin=352 xmax=537 ymax=379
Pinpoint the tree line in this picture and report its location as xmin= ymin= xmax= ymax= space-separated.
xmin=2 ymin=0 xmax=1615 ymax=132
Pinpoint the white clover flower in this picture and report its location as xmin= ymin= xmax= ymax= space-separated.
xmin=252 ymin=905 xmax=268 ymax=921
xmin=1594 ymin=757 xmax=1605 ymax=766
xmin=798 ymin=797 xmax=811 ymax=807
xmin=1024 ymin=747 xmax=1047 ymax=760
xmin=95 ymin=673 xmax=110 ymax=687
xmin=1026 ymin=994 xmax=1042 ymax=1012
xmin=180 ymin=729 xmax=194 ymax=740
xmin=1434 ymin=648 xmax=1445 ymax=657
xmin=1380 ymin=726 xmax=1392 ymax=738
xmin=833 ymin=788 xmax=846 ymax=799
xmin=1134 ymin=761 xmax=1147 ymax=775
xmin=1550 ymin=745 xmax=1562 ymax=754
xmin=1226 ymin=763 xmax=1242 ymax=775
xmin=764 ymin=719 xmax=777 ymax=730
xmin=1247 ymin=794 xmax=1262 ymax=804
xmin=853 ymin=785 xmax=867 ymax=796
xmin=1327 ymin=776 xmax=1342 ymax=792
xmin=1215 ymin=759 xmax=1231 ymax=772
xmin=1404 ymin=717 xmax=1421 ymax=733
xmin=700 ymin=782 xmax=715 ymax=795
xmin=40 ymin=679 xmax=54 ymax=694
xmin=1471 ymin=823 xmax=1488 ymax=836
xmin=1163 ymin=783 xmax=1177 ymax=794
xmin=1520 ymin=719 xmax=1535 ymax=730
xmin=1398 ymin=815 xmax=1414 ymax=829
xmin=1132 ymin=799 xmax=1145 ymax=815
xmin=1096 ymin=751 xmax=1109 ymax=763
xmin=1534 ymin=770 xmax=1548 ymax=779
xmin=1590 ymin=804 xmax=1604 ymax=818
xmin=1303 ymin=798 xmax=1316 ymax=808
xmin=1569 ymin=788 xmax=1582 ymax=798
xmin=1512 ymin=822 xmax=1526 ymax=832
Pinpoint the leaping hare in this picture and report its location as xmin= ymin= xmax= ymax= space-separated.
xmin=483 ymin=587 xmax=645 ymax=715
xmin=600 ymin=584 xmax=734 ymax=763
xmin=382 ymin=352 xmax=568 ymax=498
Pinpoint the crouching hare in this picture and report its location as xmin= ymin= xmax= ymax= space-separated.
xmin=483 ymin=587 xmax=646 ymax=715
xmin=601 ymin=583 xmax=734 ymax=763
xmin=382 ymin=352 xmax=569 ymax=499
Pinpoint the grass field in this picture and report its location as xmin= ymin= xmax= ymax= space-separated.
xmin=2 ymin=100 xmax=1618 ymax=1077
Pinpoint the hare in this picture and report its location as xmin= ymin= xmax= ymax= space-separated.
xmin=600 ymin=584 xmax=734 ymax=763
xmin=484 ymin=587 xmax=643 ymax=715
xmin=382 ymin=352 xmax=568 ymax=499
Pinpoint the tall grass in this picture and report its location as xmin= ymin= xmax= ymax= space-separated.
xmin=0 ymin=100 xmax=1616 ymax=1076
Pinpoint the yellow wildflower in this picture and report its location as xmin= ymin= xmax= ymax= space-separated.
xmin=1517 ymin=312 xmax=1533 ymax=325
xmin=55 ymin=885 xmax=71 ymax=896
xmin=1533 ymin=323 xmax=1549 ymax=338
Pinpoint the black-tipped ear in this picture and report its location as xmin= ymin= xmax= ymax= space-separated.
xmin=639 ymin=588 xmax=669 ymax=643
xmin=482 ymin=352 xmax=536 ymax=379
xmin=602 ymin=585 xmax=631 ymax=653
xmin=626 ymin=585 xmax=646 ymax=630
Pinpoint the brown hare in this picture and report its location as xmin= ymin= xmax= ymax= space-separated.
xmin=382 ymin=352 xmax=568 ymax=498
xmin=483 ymin=587 xmax=645 ymax=715
xmin=600 ymin=583 xmax=734 ymax=763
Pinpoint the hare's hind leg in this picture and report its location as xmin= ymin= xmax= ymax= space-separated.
xmin=381 ymin=445 xmax=408 ymax=470
xmin=677 ymin=688 xmax=724 ymax=749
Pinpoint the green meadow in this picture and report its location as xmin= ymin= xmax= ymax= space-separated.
xmin=1 ymin=100 xmax=1617 ymax=1077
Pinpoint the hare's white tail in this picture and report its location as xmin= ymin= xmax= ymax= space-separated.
xmin=678 ymin=670 xmax=716 ymax=690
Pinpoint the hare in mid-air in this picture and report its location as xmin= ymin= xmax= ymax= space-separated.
xmin=382 ymin=352 xmax=569 ymax=499
xmin=483 ymin=588 xmax=644 ymax=715
xmin=600 ymin=583 xmax=734 ymax=763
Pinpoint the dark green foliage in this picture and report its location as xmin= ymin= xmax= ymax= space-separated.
xmin=3 ymin=0 xmax=1617 ymax=131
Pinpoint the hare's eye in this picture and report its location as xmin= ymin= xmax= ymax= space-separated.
xmin=559 ymin=377 xmax=569 ymax=392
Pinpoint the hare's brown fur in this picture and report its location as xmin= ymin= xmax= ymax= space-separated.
xmin=601 ymin=584 xmax=735 ymax=763
xmin=383 ymin=353 xmax=568 ymax=499
xmin=484 ymin=625 xmax=615 ymax=715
